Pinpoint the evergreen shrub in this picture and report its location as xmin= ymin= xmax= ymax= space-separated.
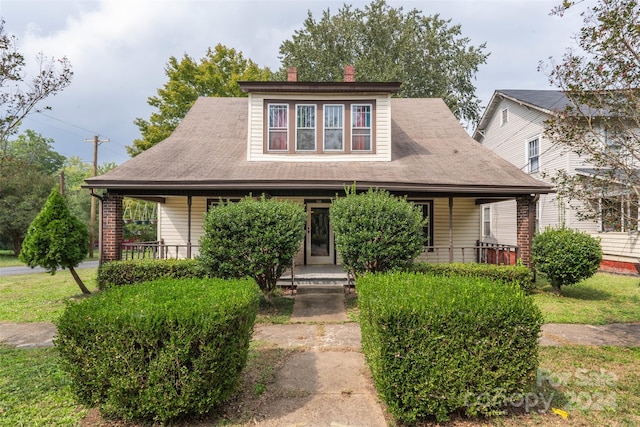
xmin=411 ymin=262 xmax=534 ymax=292
xmin=358 ymin=272 xmax=543 ymax=423
xmin=96 ymin=258 xmax=206 ymax=290
xmin=56 ymin=277 xmax=259 ymax=423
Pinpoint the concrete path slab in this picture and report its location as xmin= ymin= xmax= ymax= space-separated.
xmin=290 ymin=286 xmax=349 ymax=323
xmin=0 ymin=322 xmax=57 ymax=348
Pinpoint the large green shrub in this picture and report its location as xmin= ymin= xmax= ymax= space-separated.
xmin=55 ymin=277 xmax=259 ymax=423
xmin=412 ymin=262 xmax=534 ymax=292
xmin=199 ymin=195 xmax=306 ymax=302
xmin=532 ymin=226 xmax=602 ymax=293
xmin=19 ymin=189 xmax=91 ymax=294
xmin=330 ymin=186 xmax=425 ymax=276
xmin=96 ymin=258 xmax=206 ymax=290
xmin=358 ymin=272 xmax=542 ymax=423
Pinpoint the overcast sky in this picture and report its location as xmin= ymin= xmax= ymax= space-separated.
xmin=1 ymin=0 xmax=589 ymax=166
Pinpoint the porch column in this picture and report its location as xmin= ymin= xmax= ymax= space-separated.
xmin=448 ymin=197 xmax=454 ymax=263
xmin=516 ymin=195 xmax=536 ymax=268
xmin=102 ymin=192 xmax=123 ymax=263
xmin=187 ymin=195 xmax=192 ymax=259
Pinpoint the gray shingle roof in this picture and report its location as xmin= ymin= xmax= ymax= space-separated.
xmin=85 ymin=97 xmax=551 ymax=195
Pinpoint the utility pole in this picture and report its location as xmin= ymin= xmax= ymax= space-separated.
xmin=85 ymin=135 xmax=109 ymax=258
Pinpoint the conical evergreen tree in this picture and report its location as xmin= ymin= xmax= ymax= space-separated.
xmin=20 ymin=189 xmax=91 ymax=294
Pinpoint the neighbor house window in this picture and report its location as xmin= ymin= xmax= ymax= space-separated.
xmin=598 ymin=196 xmax=639 ymax=232
xmin=296 ymin=104 xmax=316 ymax=151
xmin=527 ymin=136 xmax=540 ymax=173
xmin=501 ymin=108 xmax=509 ymax=126
xmin=482 ymin=206 xmax=491 ymax=237
xmin=324 ymin=104 xmax=344 ymax=150
xmin=351 ymin=104 xmax=371 ymax=151
xmin=268 ymin=104 xmax=288 ymax=151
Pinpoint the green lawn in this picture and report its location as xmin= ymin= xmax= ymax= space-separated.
xmin=0 ymin=250 xmax=21 ymax=268
xmin=532 ymin=273 xmax=640 ymax=324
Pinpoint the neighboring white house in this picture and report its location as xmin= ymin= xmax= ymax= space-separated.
xmin=474 ymin=89 xmax=640 ymax=274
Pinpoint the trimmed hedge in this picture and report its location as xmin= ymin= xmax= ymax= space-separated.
xmin=96 ymin=259 xmax=206 ymax=290
xmin=412 ymin=262 xmax=534 ymax=292
xmin=55 ymin=277 xmax=260 ymax=423
xmin=358 ymin=272 xmax=543 ymax=423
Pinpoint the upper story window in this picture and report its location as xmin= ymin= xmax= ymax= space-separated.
xmin=268 ymin=104 xmax=288 ymax=151
xmin=351 ymin=104 xmax=371 ymax=151
xmin=296 ymin=105 xmax=316 ymax=151
xmin=324 ymin=105 xmax=344 ymax=150
xmin=264 ymin=100 xmax=375 ymax=154
xmin=527 ymin=136 xmax=540 ymax=173
xmin=501 ymin=107 xmax=509 ymax=126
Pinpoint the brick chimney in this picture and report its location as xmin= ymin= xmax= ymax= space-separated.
xmin=344 ymin=65 xmax=355 ymax=82
xmin=287 ymin=67 xmax=298 ymax=82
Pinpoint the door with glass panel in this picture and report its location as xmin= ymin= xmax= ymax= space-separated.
xmin=306 ymin=203 xmax=334 ymax=264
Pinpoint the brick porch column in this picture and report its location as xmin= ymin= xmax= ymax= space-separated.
xmin=516 ymin=196 xmax=536 ymax=268
xmin=102 ymin=192 xmax=123 ymax=263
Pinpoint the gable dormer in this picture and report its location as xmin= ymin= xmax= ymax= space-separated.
xmin=239 ymin=67 xmax=400 ymax=162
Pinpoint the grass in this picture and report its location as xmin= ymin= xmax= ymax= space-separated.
xmin=532 ymin=273 xmax=640 ymax=324
xmin=0 ymin=269 xmax=98 ymax=323
xmin=0 ymin=345 xmax=87 ymax=426
xmin=0 ymin=250 xmax=21 ymax=268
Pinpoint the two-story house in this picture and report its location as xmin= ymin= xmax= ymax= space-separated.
xmin=85 ymin=68 xmax=551 ymax=269
xmin=474 ymin=89 xmax=640 ymax=274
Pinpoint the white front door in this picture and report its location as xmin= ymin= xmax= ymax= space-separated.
xmin=306 ymin=203 xmax=334 ymax=264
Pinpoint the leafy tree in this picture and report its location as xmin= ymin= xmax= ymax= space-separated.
xmin=0 ymin=19 xmax=72 ymax=148
xmin=541 ymin=0 xmax=640 ymax=228
xmin=20 ymin=189 xmax=90 ymax=294
xmin=532 ymin=226 xmax=602 ymax=293
xmin=6 ymin=130 xmax=65 ymax=174
xmin=278 ymin=0 xmax=488 ymax=125
xmin=198 ymin=196 xmax=305 ymax=303
xmin=330 ymin=186 xmax=426 ymax=277
xmin=128 ymin=44 xmax=272 ymax=156
xmin=0 ymin=130 xmax=64 ymax=254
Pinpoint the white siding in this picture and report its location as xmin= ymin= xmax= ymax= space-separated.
xmin=418 ymin=198 xmax=481 ymax=263
xmin=247 ymin=92 xmax=392 ymax=162
xmin=595 ymin=232 xmax=640 ymax=263
xmin=158 ymin=197 xmax=207 ymax=258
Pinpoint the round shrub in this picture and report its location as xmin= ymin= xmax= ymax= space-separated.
xmin=55 ymin=277 xmax=260 ymax=423
xmin=358 ymin=272 xmax=543 ymax=423
xmin=532 ymin=226 xmax=602 ymax=292
xmin=330 ymin=186 xmax=426 ymax=276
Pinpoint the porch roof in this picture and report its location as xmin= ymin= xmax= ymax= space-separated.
xmin=85 ymin=97 xmax=553 ymax=197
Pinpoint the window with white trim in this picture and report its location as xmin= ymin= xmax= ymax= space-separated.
xmin=268 ymin=104 xmax=288 ymax=151
xmin=501 ymin=108 xmax=509 ymax=126
xmin=296 ymin=104 xmax=316 ymax=151
xmin=527 ymin=136 xmax=540 ymax=173
xmin=482 ymin=206 xmax=491 ymax=237
xmin=324 ymin=104 xmax=344 ymax=150
xmin=351 ymin=104 xmax=371 ymax=151
xmin=598 ymin=196 xmax=639 ymax=232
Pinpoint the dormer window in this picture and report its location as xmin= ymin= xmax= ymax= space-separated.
xmin=352 ymin=104 xmax=372 ymax=151
xmin=268 ymin=104 xmax=288 ymax=151
xmin=264 ymin=100 xmax=376 ymax=154
xmin=324 ymin=105 xmax=344 ymax=150
xmin=296 ymin=105 xmax=316 ymax=151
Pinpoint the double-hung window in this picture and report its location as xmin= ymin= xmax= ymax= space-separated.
xmin=482 ymin=206 xmax=491 ymax=237
xmin=351 ymin=104 xmax=371 ymax=151
xmin=268 ymin=104 xmax=288 ymax=151
xmin=324 ymin=105 xmax=344 ymax=150
xmin=296 ymin=104 xmax=316 ymax=151
xmin=527 ymin=136 xmax=540 ymax=173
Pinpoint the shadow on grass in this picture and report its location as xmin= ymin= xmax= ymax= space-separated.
xmin=256 ymin=293 xmax=294 ymax=324
xmin=534 ymin=277 xmax=612 ymax=301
